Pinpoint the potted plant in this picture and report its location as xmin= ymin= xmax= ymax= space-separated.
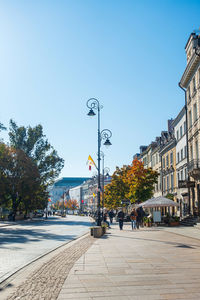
xmin=143 ymin=217 xmax=148 ymax=227
xmin=169 ymin=216 xmax=179 ymax=226
xmin=101 ymin=223 xmax=107 ymax=234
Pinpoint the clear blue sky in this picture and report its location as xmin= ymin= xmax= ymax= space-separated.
xmin=0 ymin=0 xmax=199 ymax=178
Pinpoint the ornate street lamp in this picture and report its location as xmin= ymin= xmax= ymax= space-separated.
xmin=102 ymin=166 xmax=110 ymax=213
xmin=86 ymin=98 xmax=112 ymax=226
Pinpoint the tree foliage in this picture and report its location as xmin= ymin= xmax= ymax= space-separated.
xmin=0 ymin=122 xmax=6 ymax=132
xmin=104 ymin=159 xmax=158 ymax=209
xmin=0 ymin=120 xmax=64 ymax=217
xmin=66 ymin=199 xmax=79 ymax=211
xmin=0 ymin=143 xmax=45 ymax=214
xmin=104 ymin=165 xmax=130 ymax=209
xmin=9 ymin=120 xmax=64 ymax=185
xmin=126 ymin=159 xmax=158 ymax=203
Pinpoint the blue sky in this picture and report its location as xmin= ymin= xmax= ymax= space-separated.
xmin=0 ymin=0 xmax=200 ymax=177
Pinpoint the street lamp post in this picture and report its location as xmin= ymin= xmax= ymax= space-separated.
xmin=102 ymin=166 xmax=110 ymax=212
xmin=86 ymin=98 xmax=112 ymax=226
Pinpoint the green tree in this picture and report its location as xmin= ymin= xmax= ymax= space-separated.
xmin=0 ymin=143 xmax=43 ymax=218
xmin=9 ymin=120 xmax=64 ymax=185
xmin=0 ymin=122 xmax=6 ymax=132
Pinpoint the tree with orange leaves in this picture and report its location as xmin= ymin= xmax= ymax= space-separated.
xmin=126 ymin=159 xmax=158 ymax=204
xmin=66 ymin=199 xmax=79 ymax=213
xmin=104 ymin=159 xmax=158 ymax=208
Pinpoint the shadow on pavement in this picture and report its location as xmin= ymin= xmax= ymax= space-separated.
xmin=109 ymin=233 xmax=199 ymax=249
xmin=18 ymin=218 xmax=92 ymax=228
xmin=0 ymin=227 xmax=77 ymax=247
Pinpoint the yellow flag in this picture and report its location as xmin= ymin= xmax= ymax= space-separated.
xmin=87 ymin=155 xmax=97 ymax=170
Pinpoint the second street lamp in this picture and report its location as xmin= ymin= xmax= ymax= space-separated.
xmin=86 ymin=98 xmax=112 ymax=226
xmin=102 ymin=166 xmax=110 ymax=213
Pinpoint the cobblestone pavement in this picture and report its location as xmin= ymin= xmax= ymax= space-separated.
xmin=6 ymin=234 xmax=94 ymax=300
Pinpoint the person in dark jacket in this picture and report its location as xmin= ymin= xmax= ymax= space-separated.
xmin=117 ymin=210 xmax=125 ymax=230
xmin=136 ymin=206 xmax=145 ymax=229
xmin=108 ymin=210 xmax=114 ymax=224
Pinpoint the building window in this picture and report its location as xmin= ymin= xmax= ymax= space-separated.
xmin=181 ymin=149 xmax=183 ymax=161
xmin=171 ymin=174 xmax=174 ymax=191
xmin=177 ymin=172 xmax=180 ymax=182
xmin=185 ymin=168 xmax=187 ymax=180
xmin=166 ymin=155 xmax=169 ymax=167
xmin=170 ymin=152 xmax=173 ymax=165
xmin=193 ymin=76 xmax=196 ymax=93
xmin=184 ymin=146 xmax=187 ymax=158
xmin=176 ymin=130 xmax=179 ymax=141
xmin=184 ymin=121 xmax=186 ymax=134
xmin=193 ymin=103 xmax=198 ymax=122
xmin=163 ymin=177 xmax=166 ymax=191
xmin=180 ymin=126 xmax=183 ymax=138
xmin=177 ymin=152 xmax=180 ymax=163
xmin=181 ymin=170 xmax=183 ymax=180
xmin=163 ymin=157 xmax=165 ymax=168
xmin=156 ymin=153 xmax=158 ymax=164
xmin=187 ymin=86 xmax=191 ymax=100
xmin=167 ymin=176 xmax=169 ymax=192
xmin=190 ymin=145 xmax=193 ymax=160
xmin=195 ymin=140 xmax=199 ymax=160
xmin=189 ymin=110 xmax=192 ymax=128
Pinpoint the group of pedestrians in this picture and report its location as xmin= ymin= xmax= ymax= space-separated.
xmin=117 ymin=206 xmax=145 ymax=231
xmin=100 ymin=207 xmax=145 ymax=231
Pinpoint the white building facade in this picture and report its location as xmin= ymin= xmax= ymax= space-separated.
xmin=173 ymin=107 xmax=188 ymax=216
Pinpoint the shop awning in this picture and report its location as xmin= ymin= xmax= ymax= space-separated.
xmin=138 ymin=196 xmax=179 ymax=208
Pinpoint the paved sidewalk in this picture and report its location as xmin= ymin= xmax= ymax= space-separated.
xmin=158 ymin=223 xmax=200 ymax=241
xmin=58 ymin=224 xmax=200 ymax=300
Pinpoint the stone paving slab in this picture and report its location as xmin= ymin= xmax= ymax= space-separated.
xmin=58 ymin=224 xmax=200 ymax=300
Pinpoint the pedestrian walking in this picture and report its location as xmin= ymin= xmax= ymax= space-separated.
xmin=108 ymin=210 xmax=114 ymax=224
xmin=136 ymin=206 xmax=145 ymax=228
xmin=117 ymin=210 xmax=125 ymax=230
xmin=130 ymin=209 xmax=137 ymax=230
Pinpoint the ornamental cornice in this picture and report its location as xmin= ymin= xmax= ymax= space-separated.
xmin=159 ymin=138 xmax=176 ymax=156
xmin=180 ymin=53 xmax=200 ymax=88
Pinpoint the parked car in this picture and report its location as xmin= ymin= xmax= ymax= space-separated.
xmin=34 ymin=210 xmax=44 ymax=218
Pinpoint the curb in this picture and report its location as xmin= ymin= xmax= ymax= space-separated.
xmin=0 ymin=229 xmax=90 ymax=287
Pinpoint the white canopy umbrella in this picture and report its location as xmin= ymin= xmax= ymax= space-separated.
xmin=138 ymin=196 xmax=179 ymax=208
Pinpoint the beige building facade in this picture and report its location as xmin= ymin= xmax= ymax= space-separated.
xmin=180 ymin=32 xmax=200 ymax=216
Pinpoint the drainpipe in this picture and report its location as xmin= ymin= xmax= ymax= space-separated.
xmin=178 ymin=82 xmax=191 ymax=215
xmin=160 ymin=153 xmax=163 ymax=196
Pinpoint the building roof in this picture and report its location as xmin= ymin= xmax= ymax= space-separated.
xmin=172 ymin=106 xmax=186 ymax=127
xmin=54 ymin=177 xmax=91 ymax=187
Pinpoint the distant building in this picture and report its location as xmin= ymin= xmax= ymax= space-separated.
xmin=49 ymin=177 xmax=90 ymax=203
xmin=68 ymin=175 xmax=112 ymax=213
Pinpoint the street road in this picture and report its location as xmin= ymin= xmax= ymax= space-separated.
xmin=0 ymin=215 xmax=92 ymax=283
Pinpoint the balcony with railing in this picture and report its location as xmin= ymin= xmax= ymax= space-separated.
xmin=188 ymin=159 xmax=200 ymax=180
